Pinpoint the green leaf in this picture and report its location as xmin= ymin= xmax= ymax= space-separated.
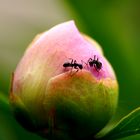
xmin=95 ymin=107 xmax=140 ymax=139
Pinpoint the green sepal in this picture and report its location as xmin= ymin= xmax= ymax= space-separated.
xmin=10 ymin=94 xmax=37 ymax=132
xmin=95 ymin=107 xmax=140 ymax=139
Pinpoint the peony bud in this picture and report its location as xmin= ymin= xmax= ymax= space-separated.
xmin=10 ymin=21 xmax=118 ymax=140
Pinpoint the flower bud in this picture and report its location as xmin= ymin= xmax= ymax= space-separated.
xmin=10 ymin=21 xmax=118 ymax=140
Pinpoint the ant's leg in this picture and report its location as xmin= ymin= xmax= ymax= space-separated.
xmin=73 ymin=60 xmax=78 ymax=70
xmin=69 ymin=59 xmax=73 ymax=74
xmin=81 ymin=60 xmax=87 ymax=66
xmin=96 ymin=67 xmax=99 ymax=72
xmin=69 ymin=58 xmax=73 ymax=64
xmin=74 ymin=60 xmax=77 ymax=64
xmin=68 ymin=58 xmax=74 ymax=65
xmin=94 ymin=55 xmax=96 ymax=60
xmin=94 ymin=64 xmax=99 ymax=72
xmin=87 ymin=58 xmax=93 ymax=69
xmin=70 ymin=67 xmax=73 ymax=75
xmin=71 ymin=67 xmax=79 ymax=76
xmin=87 ymin=58 xmax=93 ymax=65
xmin=69 ymin=59 xmax=74 ymax=74
xmin=75 ymin=66 xmax=79 ymax=73
xmin=81 ymin=60 xmax=88 ymax=69
xmin=88 ymin=58 xmax=92 ymax=63
xmin=95 ymin=65 xmax=100 ymax=77
xmin=94 ymin=55 xmax=98 ymax=62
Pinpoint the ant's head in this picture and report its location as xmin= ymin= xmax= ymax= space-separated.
xmin=89 ymin=61 xmax=94 ymax=67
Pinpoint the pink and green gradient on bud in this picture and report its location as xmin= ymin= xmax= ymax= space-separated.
xmin=10 ymin=21 xmax=118 ymax=140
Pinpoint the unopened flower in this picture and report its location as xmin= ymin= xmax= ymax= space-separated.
xmin=10 ymin=21 xmax=118 ymax=140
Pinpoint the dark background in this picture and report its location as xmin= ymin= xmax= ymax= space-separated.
xmin=0 ymin=0 xmax=140 ymax=139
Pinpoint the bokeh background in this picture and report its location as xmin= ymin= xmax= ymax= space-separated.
xmin=0 ymin=0 xmax=140 ymax=139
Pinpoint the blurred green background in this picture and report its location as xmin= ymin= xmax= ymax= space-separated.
xmin=0 ymin=0 xmax=140 ymax=139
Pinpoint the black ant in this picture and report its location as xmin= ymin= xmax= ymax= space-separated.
xmin=63 ymin=59 xmax=83 ymax=73
xmin=87 ymin=55 xmax=102 ymax=71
